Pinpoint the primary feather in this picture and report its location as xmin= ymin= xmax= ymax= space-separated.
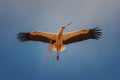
xmin=63 ymin=27 xmax=102 ymax=44
xmin=17 ymin=32 xmax=56 ymax=44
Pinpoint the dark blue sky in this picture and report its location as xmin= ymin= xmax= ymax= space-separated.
xmin=0 ymin=0 xmax=120 ymax=80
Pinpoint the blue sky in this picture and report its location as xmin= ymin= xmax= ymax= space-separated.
xmin=0 ymin=0 xmax=120 ymax=80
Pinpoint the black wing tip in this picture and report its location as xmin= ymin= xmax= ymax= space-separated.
xmin=17 ymin=32 xmax=29 ymax=42
xmin=90 ymin=27 xmax=102 ymax=40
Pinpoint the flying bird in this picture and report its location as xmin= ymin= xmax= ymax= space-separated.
xmin=17 ymin=23 xmax=102 ymax=60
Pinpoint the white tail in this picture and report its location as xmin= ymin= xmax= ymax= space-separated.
xmin=51 ymin=43 xmax=66 ymax=52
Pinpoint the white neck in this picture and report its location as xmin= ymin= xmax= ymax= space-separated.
xmin=57 ymin=27 xmax=65 ymax=39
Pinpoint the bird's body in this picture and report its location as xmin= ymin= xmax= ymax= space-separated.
xmin=52 ymin=26 xmax=66 ymax=52
xmin=17 ymin=24 xmax=102 ymax=60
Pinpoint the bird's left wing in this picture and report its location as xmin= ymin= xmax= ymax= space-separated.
xmin=17 ymin=31 xmax=56 ymax=44
xmin=63 ymin=27 xmax=102 ymax=44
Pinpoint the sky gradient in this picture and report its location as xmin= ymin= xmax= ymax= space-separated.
xmin=0 ymin=0 xmax=120 ymax=80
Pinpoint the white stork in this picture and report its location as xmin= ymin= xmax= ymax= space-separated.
xmin=17 ymin=23 xmax=102 ymax=60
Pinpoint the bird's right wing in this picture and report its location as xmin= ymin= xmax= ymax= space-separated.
xmin=63 ymin=27 xmax=102 ymax=44
xmin=17 ymin=31 xmax=56 ymax=44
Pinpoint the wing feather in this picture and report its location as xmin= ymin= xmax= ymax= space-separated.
xmin=17 ymin=31 xmax=56 ymax=44
xmin=63 ymin=27 xmax=102 ymax=44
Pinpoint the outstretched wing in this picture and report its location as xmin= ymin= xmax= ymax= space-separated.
xmin=63 ymin=27 xmax=102 ymax=44
xmin=17 ymin=31 xmax=56 ymax=44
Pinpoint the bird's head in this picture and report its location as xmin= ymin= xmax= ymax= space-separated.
xmin=62 ymin=25 xmax=65 ymax=29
